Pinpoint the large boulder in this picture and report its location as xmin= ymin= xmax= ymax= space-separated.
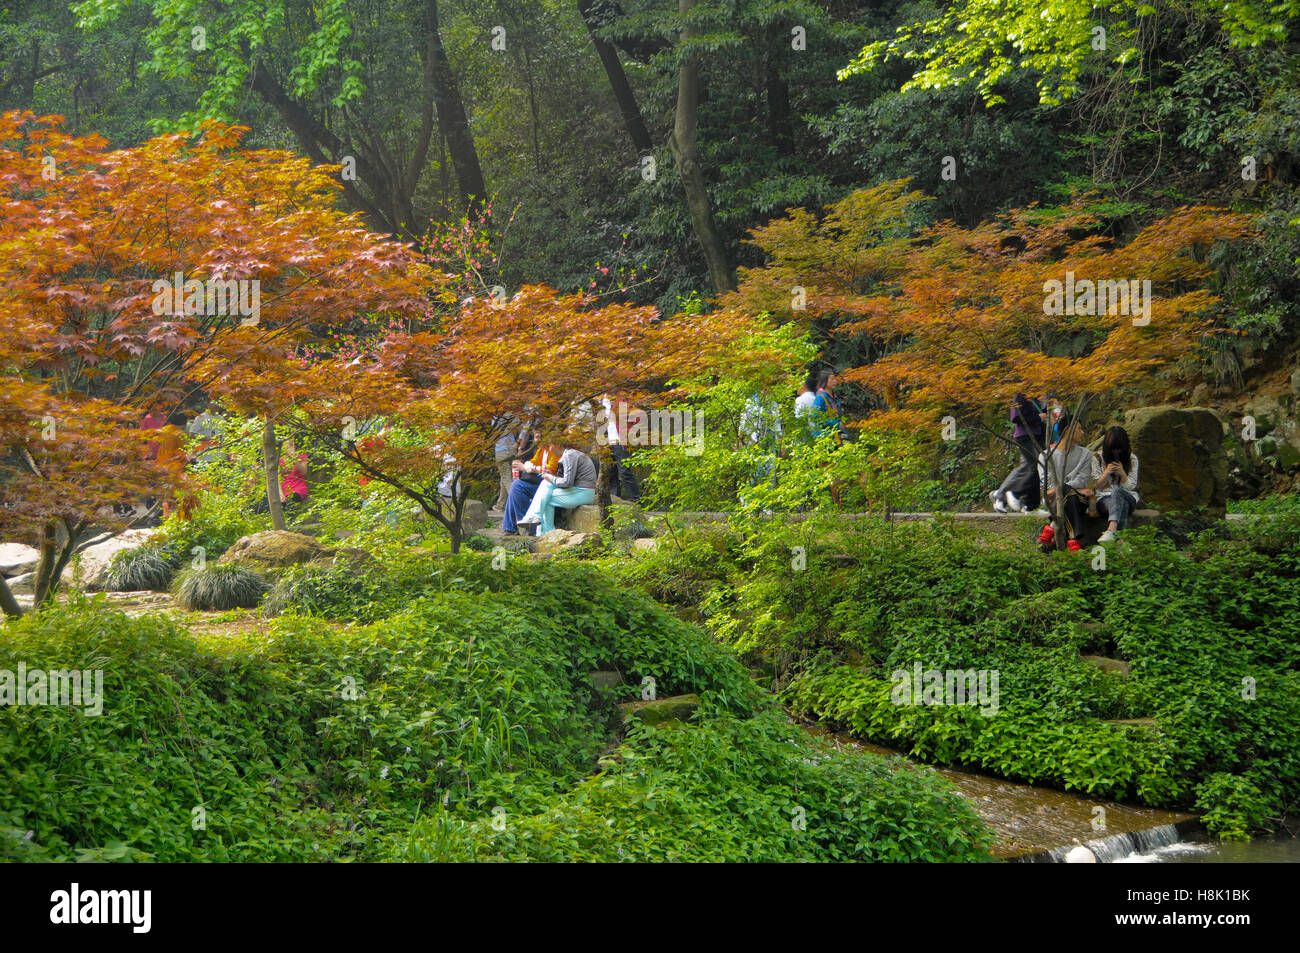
xmin=306 ymin=546 xmax=376 ymax=572
xmin=0 ymin=543 xmax=39 ymax=578
xmin=217 ymin=531 xmax=327 ymax=569
xmin=556 ymin=504 xmax=602 ymax=535
xmin=533 ymin=529 xmax=603 ymax=556
xmin=74 ymin=529 xmax=159 ymax=590
xmin=619 ymin=693 xmax=701 ymax=726
xmin=461 ymin=499 xmax=490 ymax=534
xmin=1120 ymin=406 xmax=1227 ymax=514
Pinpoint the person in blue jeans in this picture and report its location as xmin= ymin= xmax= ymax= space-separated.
xmin=501 ymin=442 xmax=557 ymax=535
xmin=515 ymin=445 xmax=599 ymax=535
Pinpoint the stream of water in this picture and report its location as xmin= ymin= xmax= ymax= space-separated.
xmin=802 ymin=723 xmax=1296 ymax=863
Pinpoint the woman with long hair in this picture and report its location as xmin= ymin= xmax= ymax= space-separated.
xmin=1091 ymin=426 xmax=1140 ymax=542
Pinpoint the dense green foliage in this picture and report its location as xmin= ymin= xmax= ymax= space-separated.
xmin=0 ymin=557 xmax=989 ymax=861
xmin=608 ymin=512 xmax=1300 ymax=839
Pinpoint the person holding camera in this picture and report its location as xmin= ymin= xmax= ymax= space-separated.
xmin=1091 ymin=426 xmax=1140 ymax=543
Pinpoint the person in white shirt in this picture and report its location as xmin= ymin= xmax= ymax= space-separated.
xmin=1091 ymin=426 xmax=1140 ymax=543
xmin=793 ymin=373 xmax=818 ymax=429
xmin=600 ymin=394 xmax=641 ymax=501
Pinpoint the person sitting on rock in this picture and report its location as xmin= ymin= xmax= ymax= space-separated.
xmin=1037 ymin=412 xmax=1094 ymax=552
xmin=515 ymin=444 xmax=598 ymax=536
xmin=501 ymin=439 xmax=558 ymax=536
xmin=1091 ymin=426 xmax=1140 ymax=543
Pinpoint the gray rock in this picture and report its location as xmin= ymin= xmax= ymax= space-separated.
xmin=5 ymin=572 xmax=34 ymax=593
xmin=590 ymin=671 xmax=625 ymax=691
xmin=561 ymin=504 xmax=602 ymax=535
xmin=619 ymin=693 xmax=701 ymax=726
xmin=461 ymin=499 xmax=490 ymax=534
xmin=1080 ymin=655 xmax=1131 ymax=677
xmin=0 ymin=543 xmax=39 ymax=578
xmin=72 ymin=529 xmax=159 ymax=590
xmin=533 ymin=529 xmax=603 ymax=556
xmin=217 ymin=531 xmax=327 ymax=569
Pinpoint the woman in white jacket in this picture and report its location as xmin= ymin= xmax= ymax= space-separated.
xmin=1091 ymin=426 xmax=1140 ymax=543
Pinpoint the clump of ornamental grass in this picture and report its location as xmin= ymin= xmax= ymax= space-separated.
xmin=103 ymin=545 xmax=175 ymax=592
xmin=173 ymin=563 xmax=268 ymax=611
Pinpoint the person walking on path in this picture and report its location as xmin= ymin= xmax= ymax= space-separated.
xmin=991 ymin=392 xmax=1046 ymax=513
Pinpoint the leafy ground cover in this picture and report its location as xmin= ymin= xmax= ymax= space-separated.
xmin=0 ymin=556 xmax=988 ymax=862
xmin=606 ymin=508 xmax=1300 ymax=839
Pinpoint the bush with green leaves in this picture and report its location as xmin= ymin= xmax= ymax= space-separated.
xmin=173 ymin=564 xmax=269 ymax=611
xmin=618 ymin=512 xmax=1300 ymax=838
xmin=0 ymin=561 xmax=989 ymax=862
xmin=389 ymin=708 xmax=990 ymax=862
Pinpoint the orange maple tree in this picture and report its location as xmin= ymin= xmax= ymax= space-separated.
xmin=283 ymin=285 xmax=773 ymax=551
xmin=732 ymin=180 xmax=1253 ymax=424
xmin=731 ymin=179 xmax=1252 ymax=426
xmin=0 ymin=111 xmax=427 ymax=613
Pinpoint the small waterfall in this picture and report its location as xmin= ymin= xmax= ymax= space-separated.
xmin=1022 ymin=823 xmax=1187 ymax=863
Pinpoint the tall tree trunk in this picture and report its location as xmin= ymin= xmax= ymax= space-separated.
xmin=262 ymin=416 xmax=286 ymax=531
xmin=32 ymin=520 xmax=62 ymax=607
xmin=668 ymin=0 xmax=734 ymax=294
xmin=578 ymin=0 xmax=653 ymax=154
xmin=765 ymin=28 xmax=794 ymax=155
xmin=427 ymin=0 xmax=487 ymax=211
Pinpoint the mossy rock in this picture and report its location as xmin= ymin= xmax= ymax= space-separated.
xmin=619 ymin=693 xmax=701 ymax=726
xmin=217 ymin=531 xmax=328 ymax=570
xmin=1080 ymin=655 xmax=1131 ymax=677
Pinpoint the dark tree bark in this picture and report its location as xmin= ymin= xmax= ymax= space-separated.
xmin=577 ymin=0 xmax=668 ymax=63
xmin=32 ymin=518 xmax=79 ymax=608
xmin=668 ymin=0 xmax=734 ymax=294
xmin=765 ymin=27 xmax=794 ymax=155
xmin=427 ymin=0 xmax=487 ymax=211
xmin=241 ymin=0 xmax=486 ymax=235
xmin=0 ymin=574 xmax=22 ymax=620
xmin=578 ymin=0 xmax=653 ymax=154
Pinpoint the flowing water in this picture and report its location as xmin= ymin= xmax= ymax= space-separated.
xmin=801 ymin=723 xmax=1296 ymax=863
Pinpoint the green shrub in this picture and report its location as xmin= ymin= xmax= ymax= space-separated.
xmin=0 ymin=574 xmax=987 ymax=862
xmin=174 ymin=564 xmax=269 ymax=611
xmin=630 ymin=515 xmax=1300 ymax=838
xmin=389 ymin=709 xmax=990 ymax=862
xmin=102 ymin=545 xmax=174 ymax=592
